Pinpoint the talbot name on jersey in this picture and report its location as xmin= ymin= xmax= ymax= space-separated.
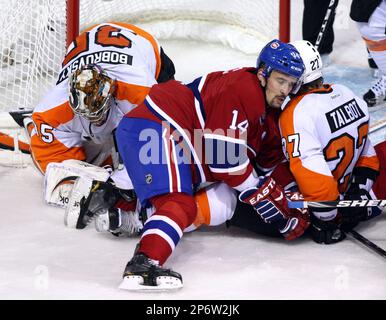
xmin=56 ymin=51 xmax=133 ymax=84
xmin=326 ymin=99 xmax=365 ymax=133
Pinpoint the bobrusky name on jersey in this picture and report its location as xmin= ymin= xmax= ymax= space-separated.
xmin=56 ymin=51 xmax=133 ymax=85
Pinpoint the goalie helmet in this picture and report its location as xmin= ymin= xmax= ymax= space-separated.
xmin=290 ymin=40 xmax=323 ymax=85
xmin=257 ymin=39 xmax=304 ymax=81
xmin=68 ymin=64 xmax=116 ymax=124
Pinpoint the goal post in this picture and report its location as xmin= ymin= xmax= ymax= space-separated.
xmin=67 ymin=0 xmax=291 ymax=46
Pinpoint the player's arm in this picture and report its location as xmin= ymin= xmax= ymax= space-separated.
xmin=31 ymin=104 xmax=86 ymax=173
xmin=279 ymin=103 xmax=346 ymax=244
xmin=351 ymin=131 xmax=379 ymax=190
xmin=206 ymin=90 xmax=308 ymax=240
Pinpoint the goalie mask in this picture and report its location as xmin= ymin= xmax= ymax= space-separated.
xmin=69 ymin=64 xmax=116 ymax=125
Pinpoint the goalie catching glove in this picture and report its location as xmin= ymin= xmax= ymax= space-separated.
xmin=239 ymin=176 xmax=310 ymax=240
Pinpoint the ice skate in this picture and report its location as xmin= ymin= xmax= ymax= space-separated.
xmin=119 ymin=253 xmax=183 ymax=291
xmin=363 ymin=75 xmax=386 ymax=107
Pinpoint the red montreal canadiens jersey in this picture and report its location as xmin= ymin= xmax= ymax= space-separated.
xmin=127 ymin=67 xmax=278 ymax=189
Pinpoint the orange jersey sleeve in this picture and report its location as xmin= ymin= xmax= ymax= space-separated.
xmin=31 ymin=102 xmax=86 ymax=173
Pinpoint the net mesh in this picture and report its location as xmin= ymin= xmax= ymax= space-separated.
xmin=0 ymin=0 xmax=282 ymax=111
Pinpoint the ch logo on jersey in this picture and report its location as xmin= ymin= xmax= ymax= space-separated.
xmin=326 ymin=99 xmax=365 ymax=133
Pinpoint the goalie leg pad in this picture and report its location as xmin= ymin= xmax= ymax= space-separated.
xmin=64 ymin=177 xmax=94 ymax=228
xmin=44 ymin=159 xmax=111 ymax=208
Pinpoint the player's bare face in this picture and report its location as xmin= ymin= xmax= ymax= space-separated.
xmin=265 ymin=71 xmax=298 ymax=108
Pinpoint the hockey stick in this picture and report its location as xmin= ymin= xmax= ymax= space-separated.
xmin=287 ymin=197 xmax=386 ymax=259
xmin=314 ymin=0 xmax=339 ymax=50
xmin=288 ymin=199 xmax=386 ymax=209
xmin=348 ymin=230 xmax=386 ymax=259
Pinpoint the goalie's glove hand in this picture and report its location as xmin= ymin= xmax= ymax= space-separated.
xmin=310 ymin=213 xmax=346 ymax=244
xmin=77 ymin=179 xmax=136 ymax=229
xmin=239 ymin=177 xmax=310 ymax=240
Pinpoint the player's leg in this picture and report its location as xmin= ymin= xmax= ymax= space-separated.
xmin=183 ymin=183 xmax=237 ymax=232
xmin=116 ymin=115 xmax=195 ymax=290
xmin=357 ymin=2 xmax=386 ymax=107
xmin=302 ymin=0 xmax=337 ymax=66
xmin=185 ymin=182 xmax=281 ymax=237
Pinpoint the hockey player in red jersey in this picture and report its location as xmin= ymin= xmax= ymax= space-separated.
xmin=189 ymin=41 xmax=386 ymax=243
xmin=114 ymin=39 xmax=306 ymax=290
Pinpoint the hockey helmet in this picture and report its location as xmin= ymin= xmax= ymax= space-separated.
xmin=290 ymin=40 xmax=323 ymax=85
xmin=257 ymin=39 xmax=305 ymax=80
xmin=69 ymin=64 xmax=116 ymax=124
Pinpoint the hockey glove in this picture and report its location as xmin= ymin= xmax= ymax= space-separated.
xmin=239 ymin=177 xmax=310 ymax=240
xmin=77 ymin=179 xmax=137 ymax=229
xmin=310 ymin=213 xmax=346 ymax=244
xmin=94 ymin=207 xmax=144 ymax=237
xmin=339 ymin=186 xmax=382 ymax=232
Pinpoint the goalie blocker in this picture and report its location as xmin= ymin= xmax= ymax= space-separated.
xmin=288 ymin=199 xmax=386 ymax=209
xmin=44 ymin=159 xmax=111 ymax=209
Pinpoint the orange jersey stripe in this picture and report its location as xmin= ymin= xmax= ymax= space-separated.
xmin=356 ymin=155 xmax=380 ymax=171
xmin=288 ymin=158 xmax=339 ymax=200
xmin=115 ymin=80 xmax=151 ymax=105
xmin=31 ymin=102 xmax=84 ymax=173
xmin=193 ymin=188 xmax=211 ymax=227
xmin=363 ymin=37 xmax=386 ymax=52
xmin=33 ymin=101 xmax=74 ymax=127
xmin=0 ymin=132 xmax=30 ymax=154
xmin=30 ymin=134 xmax=86 ymax=173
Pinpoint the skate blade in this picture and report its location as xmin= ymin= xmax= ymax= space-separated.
xmin=118 ymin=275 xmax=183 ymax=291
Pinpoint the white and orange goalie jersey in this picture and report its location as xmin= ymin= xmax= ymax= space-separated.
xmin=279 ymin=84 xmax=379 ymax=203
xmin=31 ymin=22 xmax=162 ymax=173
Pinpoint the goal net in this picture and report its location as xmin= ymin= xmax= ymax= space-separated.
xmin=0 ymin=0 xmax=289 ymax=112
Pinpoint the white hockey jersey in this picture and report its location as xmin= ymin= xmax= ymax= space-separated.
xmin=31 ymin=22 xmax=161 ymax=172
xmin=279 ymin=84 xmax=379 ymax=202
